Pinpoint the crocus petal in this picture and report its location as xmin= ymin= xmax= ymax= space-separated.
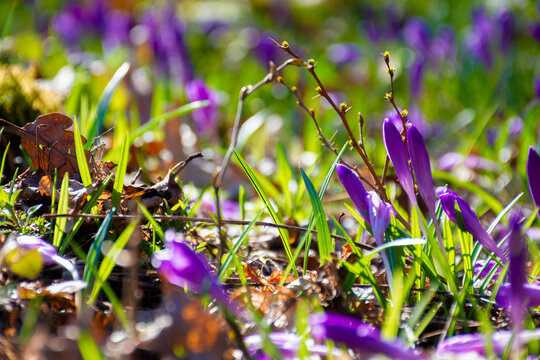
xmin=367 ymin=191 xmax=392 ymax=244
xmin=383 ymin=118 xmax=417 ymax=206
xmin=185 ymin=79 xmax=220 ymax=134
xmin=436 ymin=187 xmax=507 ymax=261
xmin=15 ymin=235 xmax=58 ymax=265
xmin=437 ymin=330 xmax=540 ymax=355
xmin=310 ymin=312 xmax=422 ymax=360
xmin=336 ymin=164 xmax=370 ymax=223
xmin=473 ymin=259 xmax=501 ymax=278
xmin=407 ymin=125 xmax=436 ymax=216
xmin=527 ymin=147 xmax=540 ymax=207
xmin=496 ymin=283 xmax=540 ymax=308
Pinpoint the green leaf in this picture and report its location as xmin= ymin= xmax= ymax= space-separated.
xmin=83 ymin=209 xmax=116 ymax=285
xmin=73 ymin=116 xmax=92 ymax=188
xmin=86 ymin=62 xmax=130 ymax=145
xmin=218 ymin=208 xmax=264 ymax=283
xmin=78 ymin=330 xmax=105 ymax=360
xmin=111 ymin=134 xmax=129 ymax=210
xmin=138 ymin=203 xmax=164 ymax=240
xmin=53 ymin=173 xmax=70 ymax=248
xmin=360 ymin=238 xmax=426 ymax=264
xmin=300 ymin=168 xmax=332 ymax=264
xmin=129 ymin=101 xmax=209 ymax=143
xmin=89 ymin=219 xmax=138 ymax=305
xmin=234 ymin=150 xmax=295 ymax=272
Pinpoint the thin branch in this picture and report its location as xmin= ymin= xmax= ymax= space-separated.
xmin=41 ymin=213 xmax=375 ymax=251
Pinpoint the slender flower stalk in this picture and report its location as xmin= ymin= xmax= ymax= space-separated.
xmin=310 ymin=312 xmax=423 ymax=360
xmin=527 ymin=146 xmax=540 ymax=208
xmin=436 ymin=186 xmax=507 ymax=261
xmin=383 ymin=118 xmax=417 ymax=206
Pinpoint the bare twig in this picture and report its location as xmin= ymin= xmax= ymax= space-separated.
xmin=41 ymin=213 xmax=375 ymax=251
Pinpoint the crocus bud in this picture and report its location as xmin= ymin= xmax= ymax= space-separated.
xmin=407 ymin=125 xmax=436 ymax=216
xmin=437 ymin=330 xmax=540 ymax=356
xmin=527 ymin=146 xmax=540 ymax=207
xmin=436 ymin=187 xmax=507 ymax=261
xmin=336 ymin=164 xmax=370 ymax=223
xmin=367 ymin=191 xmax=392 ymax=245
xmin=383 ymin=118 xmax=417 ymax=206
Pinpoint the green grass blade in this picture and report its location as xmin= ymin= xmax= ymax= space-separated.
xmin=129 ymin=101 xmax=209 ymax=144
xmin=300 ymin=168 xmax=332 ymax=264
xmin=78 ymin=330 xmax=105 ymax=360
xmin=59 ymin=175 xmax=113 ymax=254
xmin=53 ymin=173 xmax=70 ymax=248
xmin=138 ymin=202 xmax=164 ymax=240
xmin=0 ymin=141 xmax=9 ymax=184
xmin=0 ymin=0 xmax=16 ymax=42
xmin=276 ymin=142 xmax=293 ymax=214
xmin=89 ymin=219 xmax=138 ymax=305
xmin=83 ymin=209 xmax=116 ymax=285
xmin=86 ymin=62 xmax=130 ymax=145
xmin=360 ymin=238 xmax=426 ymax=264
xmin=234 ymin=150 xmax=295 ymax=271
xmin=218 ymin=208 xmax=264 ymax=283
xmin=111 ymin=134 xmax=129 ymax=209
xmin=73 ymin=116 xmax=92 ymax=187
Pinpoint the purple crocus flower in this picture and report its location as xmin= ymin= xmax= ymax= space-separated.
xmin=437 ymin=330 xmax=540 ymax=356
xmin=436 ymin=187 xmax=507 ymax=261
xmin=198 ymin=192 xmax=240 ymax=220
xmin=496 ymin=283 xmax=540 ymax=308
xmin=409 ymin=55 xmax=425 ymax=98
xmin=527 ymin=147 xmax=540 ymax=207
xmin=152 ymin=229 xmax=234 ymax=310
xmin=466 ymin=8 xmax=495 ymax=67
xmin=407 ymin=125 xmax=436 ymax=218
xmin=185 ymin=79 xmax=220 ymax=134
xmin=497 ymin=8 xmax=515 ymax=51
xmin=402 ymin=18 xmax=431 ymax=52
xmin=310 ymin=312 xmax=422 ymax=360
xmin=244 ymin=332 xmax=344 ymax=359
xmin=534 ymin=77 xmax=540 ymax=99
xmin=367 ymin=192 xmax=392 ymax=244
xmin=326 ymin=43 xmax=361 ymax=67
xmin=1 ymin=234 xmax=80 ymax=280
xmin=383 ymin=118 xmax=417 ymax=206
xmin=431 ymin=26 xmax=456 ymax=61
xmin=473 ymin=259 xmax=501 ymax=278
xmin=531 ymin=24 xmax=540 ymax=43
xmin=503 ymin=210 xmax=526 ymax=330
xmin=336 ymin=164 xmax=370 ymax=223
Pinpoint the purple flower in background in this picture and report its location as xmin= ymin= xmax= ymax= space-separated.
xmin=466 ymin=8 xmax=495 ymax=67
xmin=198 ymin=193 xmax=240 ymax=220
xmin=152 ymin=229 xmax=234 ymax=310
xmin=496 ymin=283 xmax=540 ymax=308
xmin=534 ymin=77 xmax=540 ymax=99
xmin=531 ymin=24 xmax=540 ymax=43
xmin=185 ymin=79 xmax=220 ymax=134
xmin=402 ymin=18 xmax=431 ymax=52
xmin=431 ymin=26 xmax=456 ymax=61
xmin=473 ymin=259 xmax=501 ymax=278
xmin=310 ymin=312 xmax=422 ymax=360
xmin=497 ymin=8 xmax=515 ymax=51
xmin=508 ymin=116 xmax=523 ymax=137
xmin=252 ymin=31 xmax=283 ymax=67
xmin=436 ymin=187 xmax=507 ymax=261
xmin=326 ymin=43 xmax=361 ymax=67
xmin=383 ymin=118 xmax=417 ymax=206
xmin=336 ymin=164 xmax=370 ymax=223
xmin=437 ymin=330 xmax=540 ymax=356
xmin=527 ymin=147 xmax=540 ymax=207
xmin=102 ymin=10 xmax=133 ymax=50
xmin=410 ymin=55 xmax=425 ymax=98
